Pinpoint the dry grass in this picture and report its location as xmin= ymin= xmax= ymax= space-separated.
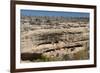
xmin=73 ymin=49 xmax=89 ymax=60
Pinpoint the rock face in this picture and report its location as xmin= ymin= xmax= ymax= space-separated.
xmin=20 ymin=16 xmax=89 ymax=62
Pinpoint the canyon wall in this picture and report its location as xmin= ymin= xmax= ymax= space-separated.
xmin=20 ymin=16 xmax=89 ymax=62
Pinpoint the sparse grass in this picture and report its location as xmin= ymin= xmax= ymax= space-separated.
xmin=32 ymin=53 xmax=72 ymax=62
xmin=40 ymin=54 xmax=58 ymax=61
xmin=63 ymin=54 xmax=72 ymax=60
xmin=73 ymin=49 xmax=89 ymax=60
xmin=21 ymin=48 xmax=89 ymax=62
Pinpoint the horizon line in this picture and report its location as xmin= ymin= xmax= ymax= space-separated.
xmin=21 ymin=9 xmax=90 ymax=18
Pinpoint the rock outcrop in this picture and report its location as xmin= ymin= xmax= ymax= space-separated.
xmin=20 ymin=16 xmax=89 ymax=62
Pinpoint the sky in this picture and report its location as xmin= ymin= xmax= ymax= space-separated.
xmin=21 ymin=9 xmax=89 ymax=18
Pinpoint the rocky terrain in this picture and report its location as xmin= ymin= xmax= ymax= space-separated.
xmin=20 ymin=16 xmax=89 ymax=62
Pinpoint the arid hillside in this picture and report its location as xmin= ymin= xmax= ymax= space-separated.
xmin=20 ymin=16 xmax=89 ymax=62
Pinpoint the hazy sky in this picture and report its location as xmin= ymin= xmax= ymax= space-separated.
xmin=21 ymin=9 xmax=89 ymax=17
